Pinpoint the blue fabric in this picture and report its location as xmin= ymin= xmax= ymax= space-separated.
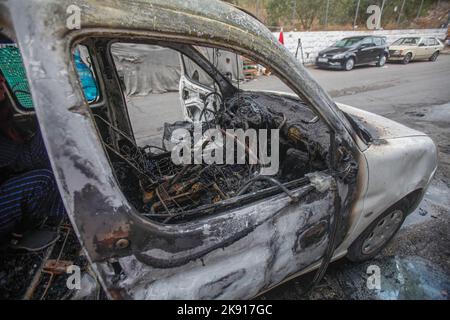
xmin=74 ymin=49 xmax=99 ymax=103
xmin=0 ymin=45 xmax=99 ymax=109
xmin=0 ymin=130 xmax=65 ymax=240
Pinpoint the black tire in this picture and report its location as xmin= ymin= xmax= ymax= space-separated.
xmin=402 ymin=53 xmax=412 ymax=64
xmin=376 ymin=54 xmax=387 ymax=67
xmin=344 ymin=57 xmax=354 ymax=71
xmin=429 ymin=51 xmax=439 ymax=62
xmin=347 ymin=203 xmax=407 ymax=262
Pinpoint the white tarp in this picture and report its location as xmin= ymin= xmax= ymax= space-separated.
xmin=111 ymin=43 xmax=182 ymax=96
xmin=111 ymin=43 xmax=244 ymax=96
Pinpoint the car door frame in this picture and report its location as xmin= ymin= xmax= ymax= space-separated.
xmin=416 ymin=38 xmax=429 ymax=58
xmin=357 ymin=37 xmax=376 ymax=64
xmin=96 ymin=39 xmax=354 ymax=299
xmin=372 ymin=37 xmax=385 ymax=62
xmin=428 ymin=37 xmax=439 ymax=58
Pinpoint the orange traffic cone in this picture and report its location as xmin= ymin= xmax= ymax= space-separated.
xmin=278 ymin=27 xmax=284 ymax=45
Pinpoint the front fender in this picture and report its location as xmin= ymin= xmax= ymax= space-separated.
xmin=358 ymin=136 xmax=437 ymax=230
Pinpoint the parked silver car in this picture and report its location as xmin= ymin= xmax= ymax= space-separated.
xmin=0 ymin=0 xmax=438 ymax=299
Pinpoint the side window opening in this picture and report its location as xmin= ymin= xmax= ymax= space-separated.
xmin=361 ymin=37 xmax=373 ymax=46
xmin=426 ymin=38 xmax=438 ymax=46
xmin=373 ymin=37 xmax=382 ymax=46
xmin=99 ymin=41 xmax=329 ymax=224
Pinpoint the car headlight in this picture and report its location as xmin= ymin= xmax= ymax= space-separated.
xmin=393 ymin=50 xmax=403 ymax=55
xmin=332 ymin=53 xmax=346 ymax=59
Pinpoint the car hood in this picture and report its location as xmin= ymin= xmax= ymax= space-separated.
xmin=336 ymin=103 xmax=426 ymax=141
xmin=319 ymin=47 xmax=350 ymax=56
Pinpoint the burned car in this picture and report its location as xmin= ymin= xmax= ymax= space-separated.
xmin=0 ymin=0 xmax=438 ymax=299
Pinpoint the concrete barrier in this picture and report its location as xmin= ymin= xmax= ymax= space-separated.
xmin=273 ymin=29 xmax=447 ymax=64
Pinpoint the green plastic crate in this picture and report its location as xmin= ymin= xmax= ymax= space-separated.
xmin=0 ymin=45 xmax=34 ymax=109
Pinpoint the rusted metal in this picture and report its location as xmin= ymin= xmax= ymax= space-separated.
xmin=94 ymin=225 xmax=130 ymax=252
xmin=22 ymin=244 xmax=56 ymax=300
xmin=115 ymin=238 xmax=130 ymax=249
xmin=43 ymin=259 xmax=74 ymax=275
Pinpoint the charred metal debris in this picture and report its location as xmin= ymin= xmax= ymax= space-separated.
xmin=0 ymin=222 xmax=102 ymax=300
xmin=100 ymin=91 xmax=335 ymax=224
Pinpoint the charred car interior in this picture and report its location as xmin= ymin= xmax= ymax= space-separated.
xmin=83 ymin=40 xmax=333 ymax=225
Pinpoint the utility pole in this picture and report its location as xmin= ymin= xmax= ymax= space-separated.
xmin=353 ymin=0 xmax=361 ymax=29
xmin=292 ymin=0 xmax=297 ymax=25
xmin=256 ymin=0 xmax=260 ymax=21
xmin=380 ymin=0 xmax=386 ymax=29
xmin=397 ymin=0 xmax=406 ymax=25
xmin=324 ymin=0 xmax=330 ymax=29
xmin=417 ymin=0 xmax=424 ymax=19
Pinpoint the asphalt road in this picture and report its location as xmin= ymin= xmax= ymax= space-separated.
xmin=128 ymin=55 xmax=450 ymax=300
xmin=243 ymin=55 xmax=450 ymax=115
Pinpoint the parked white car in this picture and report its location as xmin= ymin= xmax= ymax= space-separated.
xmin=388 ymin=36 xmax=444 ymax=64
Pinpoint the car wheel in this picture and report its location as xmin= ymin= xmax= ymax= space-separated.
xmin=347 ymin=204 xmax=406 ymax=262
xmin=429 ymin=51 xmax=439 ymax=62
xmin=376 ymin=54 xmax=386 ymax=67
xmin=344 ymin=58 xmax=354 ymax=71
xmin=402 ymin=53 xmax=412 ymax=64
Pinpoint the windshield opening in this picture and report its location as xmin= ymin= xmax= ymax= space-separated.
xmin=333 ymin=37 xmax=364 ymax=48
xmin=392 ymin=37 xmax=420 ymax=46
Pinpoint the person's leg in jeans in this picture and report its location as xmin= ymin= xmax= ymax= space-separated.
xmin=0 ymin=169 xmax=65 ymax=242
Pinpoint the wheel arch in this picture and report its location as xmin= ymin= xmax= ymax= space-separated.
xmin=405 ymin=51 xmax=414 ymax=59
xmin=347 ymin=54 xmax=357 ymax=63
xmin=346 ymin=188 xmax=424 ymax=262
xmin=400 ymin=188 xmax=424 ymax=216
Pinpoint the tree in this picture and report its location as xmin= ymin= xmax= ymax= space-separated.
xmin=295 ymin=0 xmax=325 ymax=30
xmin=267 ymin=0 xmax=291 ymax=27
xmin=268 ymin=0 xmax=325 ymax=30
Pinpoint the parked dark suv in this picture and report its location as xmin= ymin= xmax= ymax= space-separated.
xmin=316 ymin=36 xmax=389 ymax=71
